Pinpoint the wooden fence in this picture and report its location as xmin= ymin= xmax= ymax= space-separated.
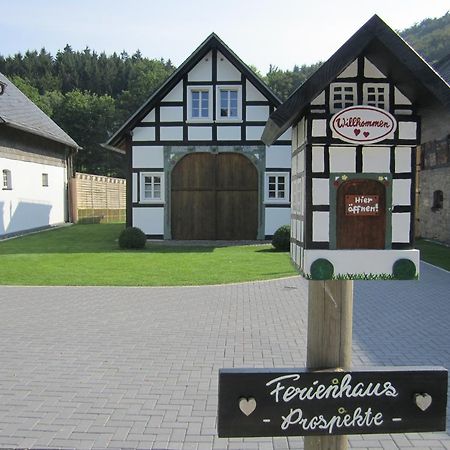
xmin=70 ymin=172 xmax=126 ymax=224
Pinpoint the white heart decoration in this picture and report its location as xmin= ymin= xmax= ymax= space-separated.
xmin=239 ymin=397 xmax=257 ymax=416
xmin=415 ymin=393 xmax=432 ymax=411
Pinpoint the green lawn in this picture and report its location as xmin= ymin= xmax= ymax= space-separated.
xmin=0 ymin=224 xmax=297 ymax=286
xmin=415 ymin=239 xmax=450 ymax=271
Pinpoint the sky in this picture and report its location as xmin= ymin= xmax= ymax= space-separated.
xmin=1 ymin=1 xmax=448 ymax=74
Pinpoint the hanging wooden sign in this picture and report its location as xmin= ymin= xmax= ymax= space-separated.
xmin=218 ymin=367 xmax=448 ymax=437
xmin=330 ymin=105 xmax=397 ymax=144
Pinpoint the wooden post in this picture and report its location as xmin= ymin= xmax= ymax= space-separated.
xmin=304 ymin=279 xmax=353 ymax=450
xmin=68 ymin=175 xmax=78 ymax=224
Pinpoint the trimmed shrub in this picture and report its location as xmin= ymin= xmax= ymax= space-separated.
xmin=310 ymin=258 xmax=334 ymax=280
xmin=393 ymin=259 xmax=417 ymax=280
xmin=272 ymin=225 xmax=291 ymax=251
xmin=118 ymin=227 xmax=147 ymax=249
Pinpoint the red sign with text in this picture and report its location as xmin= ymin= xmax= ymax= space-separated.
xmin=345 ymin=195 xmax=379 ymax=216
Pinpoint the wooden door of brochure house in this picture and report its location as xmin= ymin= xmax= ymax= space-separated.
xmin=336 ymin=179 xmax=387 ymax=249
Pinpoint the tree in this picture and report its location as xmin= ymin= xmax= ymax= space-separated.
xmin=116 ymin=58 xmax=174 ymax=123
xmin=401 ymin=12 xmax=450 ymax=64
xmin=52 ymin=90 xmax=123 ymax=176
xmin=9 ymin=75 xmax=63 ymax=116
xmin=54 ymin=45 xmax=80 ymax=93
xmin=9 ymin=76 xmax=46 ymax=111
xmin=264 ymin=62 xmax=323 ymax=100
xmin=247 ymin=64 xmax=263 ymax=78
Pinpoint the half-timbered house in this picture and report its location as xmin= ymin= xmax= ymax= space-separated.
xmin=262 ymin=15 xmax=450 ymax=279
xmin=107 ymin=34 xmax=291 ymax=240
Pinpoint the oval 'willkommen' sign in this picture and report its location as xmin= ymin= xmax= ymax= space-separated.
xmin=331 ymin=106 xmax=397 ymax=144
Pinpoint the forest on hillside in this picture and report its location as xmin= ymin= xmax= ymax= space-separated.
xmin=0 ymin=13 xmax=448 ymax=177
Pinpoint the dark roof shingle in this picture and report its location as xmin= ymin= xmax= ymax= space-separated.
xmin=0 ymin=72 xmax=79 ymax=149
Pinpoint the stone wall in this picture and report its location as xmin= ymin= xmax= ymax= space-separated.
xmin=417 ymin=136 xmax=450 ymax=244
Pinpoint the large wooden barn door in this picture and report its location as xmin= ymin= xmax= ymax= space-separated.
xmin=216 ymin=153 xmax=258 ymax=240
xmin=171 ymin=153 xmax=258 ymax=240
xmin=171 ymin=153 xmax=216 ymax=240
xmin=336 ymin=179 xmax=386 ymax=249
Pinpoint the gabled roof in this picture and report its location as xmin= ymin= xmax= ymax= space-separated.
xmin=107 ymin=33 xmax=281 ymax=148
xmin=0 ymin=72 xmax=79 ymax=149
xmin=262 ymin=15 xmax=450 ymax=145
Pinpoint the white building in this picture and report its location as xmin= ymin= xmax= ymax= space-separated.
xmin=0 ymin=73 xmax=79 ymax=238
xmin=262 ymin=15 xmax=450 ymax=280
xmin=107 ymin=34 xmax=291 ymax=240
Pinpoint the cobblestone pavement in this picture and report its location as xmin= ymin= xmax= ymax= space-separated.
xmin=0 ymin=262 xmax=448 ymax=449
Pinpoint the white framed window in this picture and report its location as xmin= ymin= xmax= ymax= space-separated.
xmin=42 ymin=173 xmax=49 ymax=187
xmin=187 ymin=86 xmax=212 ymax=122
xmin=364 ymin=83 xmax=389 ymax=109
xmin=140 ymin=172 xmax=165 ymax=203
xmin=330 ymin=83 xmax=357 ymax=112
xmin=216 ymin=86 xmax=241 ymax=121
xmin=2 ymin=169 xmax=12 ymax=190
xmin=265 ymin=172 xmax=290 ymax=203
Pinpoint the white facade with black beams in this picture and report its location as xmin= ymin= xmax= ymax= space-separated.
xmin=108 ymin=33 xmax=291 ymax=240
xmin=262 ymin=15 xmax=450 ymax=279
xmin=290 ymin=56 xmax=419 ymax=278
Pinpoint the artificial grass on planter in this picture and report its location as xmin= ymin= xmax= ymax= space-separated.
xmin=0 ymin=224 xmax=296 ymax=286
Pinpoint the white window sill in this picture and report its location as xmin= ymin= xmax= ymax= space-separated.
xmin=264 ymin=200 xmax=290 ymax=205
xmin=215 ymin=118 xmax=242 ymax=124
xmin=186 ymin=119 xmax=244 ymax=124
xmin=139 ymin=200 xmax=165 ymax=205
xmin=187 ymin=119 xmax=213 ymax=124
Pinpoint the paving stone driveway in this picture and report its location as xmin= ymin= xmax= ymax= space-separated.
xmin=0 ymin=262 xmax=448 ymax=449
